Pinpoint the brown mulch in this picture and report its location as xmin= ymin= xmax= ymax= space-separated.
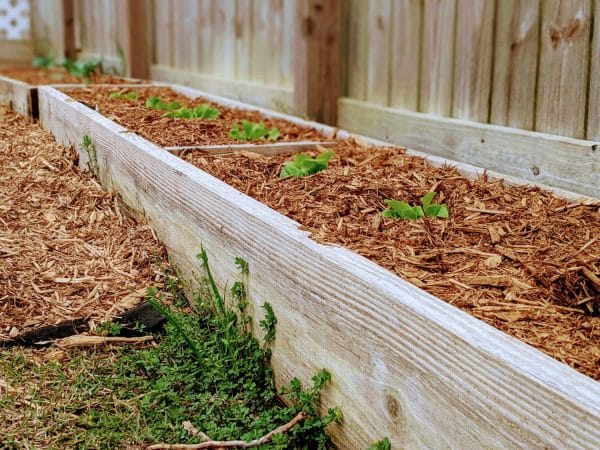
xmin=63 ymin=86 xmax=324 ymax=147
xmin=0 ymin=67 xmax=138 ymax=85
xmin=0 ymin=106 xmax=167 ymax=341
xmin=183 ymin=140 xmax=600 ymax=379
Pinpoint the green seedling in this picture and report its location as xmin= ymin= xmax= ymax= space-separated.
xmin=108 ymin=90 xmax=139 ymax=100
xmin=95 ymin=321 xmax=122 ymax=336
xmin=162 ymin=103 xmax=220 ymax=120
xmin=382 ymin=192 xmax=449 ymax=220
xmin=145 ymin=95 xmax=182 ymax=112
xmin=280 ymin=150 xmax=334 ymax=178
xmin=59 ymin=58 xmax=102 ymax=81
xmin=80 ymin=134 xmax=98 ymax=177
xmin=229 ymin=120 xmax=280 ymax=141
xmin=32 ymin=55 xmax=54 ymax=69
xmin=368 ymin=437 xmax=392 ymax=450
xmin=259 ymin=302 xmax=277 ymax=344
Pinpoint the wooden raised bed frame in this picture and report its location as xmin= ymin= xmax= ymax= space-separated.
xmin=38 ymin=85 xmax=600 ymax=449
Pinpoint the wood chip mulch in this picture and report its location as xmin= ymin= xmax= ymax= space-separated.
xmin=0 ymin=106 xmax=167 ymax=341
xmin=63 ymin=86 xmax=324 ymax=147
xmin=0 ymin=67 xmax=140 ymax=85
xmin=183 ymin=140 xmax=600 ymax=379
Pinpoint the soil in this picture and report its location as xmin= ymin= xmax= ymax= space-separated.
xmin=63 ymin=86 xmax=325 ymax=147
xmin=0 ymin=106 xmax=168 ymax=341
xmin=0 ymin=67 xmax=138 ymax=85
xmin=182 ymin=140 xmax=600 ymax=379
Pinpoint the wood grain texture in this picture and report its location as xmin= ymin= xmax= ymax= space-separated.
xmin=339 ymin=97 xmax=600 ymax=198
xmin=420 ymin=0 xmax=456 ymax=115
xmin=346 ymin=0 xmax=369 ymax=100
xmin=536 ymin=0 xmax=591 ymax=138
xmin=490 ymin=0 xmax=539 ymax=130
xmin=212 ymin=0 xmax=236 ymax=79
xmin=293 ymin=0 xmax=342 ymax=124
xmin=234 ymin=0 xmax=253 ymax=81
xmin=0 ymin=40 xmax=34 ymax=65
xmin=366 ymin=0 xmax=393 ymax=105
xmin=586 ymin=0 xmax=600 ymax=140
xmin=389 ymin=0 xmax=422 ymax=110
xmin=0 ymin=75 xmax=34 ymax=119
xmin=39 ymin=84 xmax=600 ymax=449
xmin=452 ymin=0 xmax=495 ymax=122
xmin=30 ymin=0 xmax=64 ymax=56
xmin=165 ymin=141 xmax=336 ymax=157
xmin=152 ymin=0 xmax=172 ymax=66
xmin=150 ymin=65 xmax=293 ymax=113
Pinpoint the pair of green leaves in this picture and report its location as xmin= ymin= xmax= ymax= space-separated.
xmin=383 ymin=192 xmax=449 ymax=220
xmin=61 ymin=58 xmax=102 ymax=80
xmin=146 ymin=96 xmax=220 ymax=120
xmin=229 ymin=120 xmax=280 ymax=141
xmin=32 ymin=55 xmax=54 ymax=69
xmin=109 ymin=90 xmax=139 ymax=101
xmin=163 ymin=103 xmax=220 ymax=119
xmin=146 ymin=95 xmax=181 ymax=112
xmin=280 ymin=150 xmax=334 ymax=178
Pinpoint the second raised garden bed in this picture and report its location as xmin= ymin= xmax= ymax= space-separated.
xmin=38 ymin=84 xmax=600 ymax=449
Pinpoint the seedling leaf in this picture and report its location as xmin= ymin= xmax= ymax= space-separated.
xmin=280 ymin=150 xmax=334 ymax=178
xmin=383 ymin=192 xmax=449 ymax=220
xmin=229 ymin=120 xmax=280 ymax=141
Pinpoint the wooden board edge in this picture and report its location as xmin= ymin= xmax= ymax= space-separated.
xmin=0 ymin=76 xmax=34 ymax=118
xmin=150 ymin=64 xmax=294 ymax=114
xmin=338 ymin=97 xmax=600 ymax=199
xmin=165 ymin=141 xmax=337 ymax=157
xmin=37 ymin=85 xmax=600 ymax=449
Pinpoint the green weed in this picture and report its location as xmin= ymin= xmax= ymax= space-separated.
xmin=280 ymin=150 xmax=334 ymax=178
xmin=229 ymin=120 xmax=280 ymax=141
xmin=382 ymin=192 xmax=449 ymax=220
xmin=80 ymin=134 xmax=99 ymax=177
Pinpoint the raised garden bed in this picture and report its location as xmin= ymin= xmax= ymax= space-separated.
xmin=38 ymin=84 xmax=600 ymax=449
xmin=0 ymin=66 xmax=143 ymax=120
xmin=60 ymin=85 xmax=336 ymax=157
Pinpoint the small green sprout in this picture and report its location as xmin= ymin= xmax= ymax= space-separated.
xmin=280 ymin=150 xmax=334 ymax=178
xmin=368 ymin=437 xmax=392 ymax=450
xmin=59 ymin=58 xmax=102 ymax=81
xmin=382 ymin=192 xmax=449 ymax=220
xmin=32 ymin=55 xmax=54 ymax=69
xmin=109 ymin=90 xmax=139 ymax=100
xmin=229 ymin=120 xmax=280 ymax=141
xmin=145 ymin=95 xmax=181 ymax=112
xmin=162 ymin=103 xmax=220 ymax=119
xmin=259 ymin=302 xmax=277 ymax=344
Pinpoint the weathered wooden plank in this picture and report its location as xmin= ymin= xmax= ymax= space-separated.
xmin=62 ymin=0 xmax=76 ymax=59
xmin=293 ymin=0 xmax=342 ymax=124
xmin=280 ymin=0 xmax=295 ymax=87
xmin=346 ymin=0 xmax=369 ymax=101
xmin=452 ymin=0 xmax=495 ymax=122
xmin=30 ymin=0 xmax=63 ymax=56
xmin=197 ymin=0 xmax=214 ymax=74
xmin=234 ymin=0 xmax=253 ymax=81
xmin=152 ymin=0 xmax=172 ymax=66
xmin=164 ymin=141 xmax=337 ymax=157
xmin=38 ymin=85 xmax=600 ymax=450
xmin=0 ymin=75 xmax=35 ymax=119
xmin=420 ymin=0 xmax=456 ymax=115
xmin=338 ymin=97 xmax=600 ymax=198
xmin=536 ymin=0 xmax=591 ymax=138
xmin=586 ymin=0 xmax=600 ymax=140
xmin=0 ymin=40 xmax=34 ymax=65
xmin=212 ymin=0 xmax=236 ymax=79
xmin=250 ymin=0 xmax=269 ymax=84
xmin=150 ymin=64 xmax=293 ymax=112
xmin=490 ymin=0 xmax=539 ymax=130
xmin=365 ymin=0 xmax=392 ymax=105
xmin=389 ymin=0 xmax=422 ymax=111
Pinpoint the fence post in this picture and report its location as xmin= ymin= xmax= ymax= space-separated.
xmin=61 ymin=0 xmax=76 ymax=59
xmin=294 ymin=0 xmax=342 ymax=125
xmin=118 ymin=0 xmax=151 ymax=79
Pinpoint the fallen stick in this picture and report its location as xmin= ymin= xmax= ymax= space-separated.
xmin=147 ymin=411 xmax=307 ymax=449
xmin=57 ymin=334 xmax=154 ymax=348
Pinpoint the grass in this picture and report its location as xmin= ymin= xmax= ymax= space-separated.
xmin=0 ymin=252 xmax=341 ymax=449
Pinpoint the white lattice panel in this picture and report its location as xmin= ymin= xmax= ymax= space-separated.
xmin=0 ymin=0 xmax=30 ymax=40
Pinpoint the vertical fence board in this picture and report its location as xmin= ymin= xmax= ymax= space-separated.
xmin=490 ymin=0 xmax=539 ymax=130
xmin=452 ymin=0 xmax=495 ymax=122
xmin=366 ymin=0 xmax=392 ymax=105
xmin=389 ymin=0 xmax=422 ymax=110
xmin=235 ymin=0 xmax=253 ymax=81
xmin=586 ymin=0 xmax=600 ymax=140
xmin=280 ymin=0 xmax=295 ymax=87
xmin=536 ymin=0 xmax=591 ymax=138
xmin=197 ymin=0 xmax=214 ymax=74
xmin=153 ymin=0 xmax=171 ymax=66
xmin=420 ymin=0 xmax=456 ymax=115
xmin=212 ymin=0 xmax=235 ymax=78
xmin=347 ymin=0 xmax=369 ymax=100
xmin=251 ymin=0 xmax=270 ymax=83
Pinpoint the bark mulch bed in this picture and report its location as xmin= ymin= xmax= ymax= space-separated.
xmin=63 ymin=86 xmax=325 ymax=147
xmin=0 ymin=106 xmax=167 ymax=341
xmin=0 ymin=67 xmax=138 ymax=85
xmin=183 ymin=140 xmax=600 ymax=379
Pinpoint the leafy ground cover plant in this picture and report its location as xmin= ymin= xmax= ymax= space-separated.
xmin=32 ymin=55 xmax=54 ymax=69
xmin=109 ymin=90 xmax=139 ymax=101
xmin=0 ymin=251 xmax=341 ymax=448
xmin=382 ymin=192 xmax=449 ymax=220
xmin=229 ymin=120 xmax=280 ymax=141
xmin=280 ymin=150 xmax=334 ymax=178
xmin=30 ymin=55 xmax=102 ymax=82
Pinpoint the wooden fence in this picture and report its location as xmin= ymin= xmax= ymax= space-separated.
xmin=0 ymin=0 xmax=33 ymax=64
xmin=22 ymin=0 xmax=600 ymax=196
